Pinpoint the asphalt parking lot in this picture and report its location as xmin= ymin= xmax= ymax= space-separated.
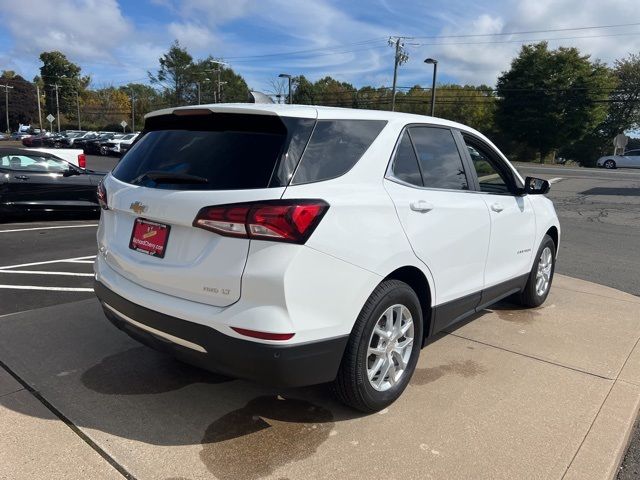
xmin=1 ymin=155 xmax=639 ymax=479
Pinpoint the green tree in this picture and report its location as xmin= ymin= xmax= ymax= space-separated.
xmin=191 ymin=57 xmax=250 ymax=104
xmin=39 ymin=51 xmax=89 ymax=121
xmin=291 ymin=75 xmax=316 ymax=104
xmin=601 ymin=53 xmax=640 ymax=137
xmin=119 ymin=83 xmax=163 ymax=128
xmin=496 ymin=42 xmax=613 ymax=163
xmin=148 ymin=40 xmax=194 ymax=106
xmin=0 ymin=72 xmax=38 ymax=132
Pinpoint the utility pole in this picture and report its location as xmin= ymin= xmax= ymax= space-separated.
xmin=197 ymin=82 xmax=201 ymax=105
xmin=47 ymin=84 xmax=61 ymax=132
xmin=388 ymin=37 xmax=410 ymax=112
xmin=131 ymin=93 xmax=135 ymax=132
xmin=1 ymin=84 xmax=14 ymax=133
xmin=36 ymin=84 xmax=43 ymax=131
xmin=76 ymin=91 xmax=81 ymax=130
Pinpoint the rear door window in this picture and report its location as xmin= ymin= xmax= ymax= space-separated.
xmin=408 ymin=126 xmax=469 ymax=191
xmin=390 ymin=131 xmax=423 ymax=186
xmin=112 ymin=113 xmax=314 ymax=190
xmin=291 ymin=120 xmax=386 ymax=184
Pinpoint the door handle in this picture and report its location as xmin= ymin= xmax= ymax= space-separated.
xmin=490 ymin=202 xmax=504 ymax=213
xmin=14 ymin=175 xmax=29 ymax=181
xmin=410 ymin=200 xmax=434 ymax=213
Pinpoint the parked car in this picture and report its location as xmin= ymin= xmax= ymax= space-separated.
xmin=26 ymin=147 xmax=86 ymax=168
xmin=72 ymin=132 xmax=100 ymax=150
xmin=63 ymin=131 xmax=96 ymax=147
xmin=116 ymin=133 xmax=139 ymax=155
xmin=104 ymin=133 xmax=137 ymax=156
xmin=597 ymin=149 xmax=640 ymax=169
xmin=0 ymin=147 xmax=104 ymax=216
xmin=21 ymin=133 xmax=51 ymax=148
xmin=10 ymin=131 xmax=30 ymax=140
xmin=93 ymin=104 xmax=560 ymax=412
xmin=85 ymin=133 xmax=122 ymax=155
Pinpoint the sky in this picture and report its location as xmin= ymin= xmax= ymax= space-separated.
xmin=0 ymin=0 xmax=639 ymax=94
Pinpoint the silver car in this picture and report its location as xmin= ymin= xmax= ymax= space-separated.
xmin=597 ymin=149 xmax=640 ymax=169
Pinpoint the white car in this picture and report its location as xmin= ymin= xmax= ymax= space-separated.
xmin=597 ymin=149 xmax=640 ymax=169
xmin=104 ymin=133 xmax=138 ymax=155
xmin=94 ymin=104 xmax=560 ymax=412
xmin=26 ymin=148 xmax=86 ymax=168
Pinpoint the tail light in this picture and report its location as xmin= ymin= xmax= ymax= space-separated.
xmin=193 ymin=200 xmax=329 ymax=244
xmin=97 ymin=181 xmax=108 ymax=210
xmin=78 ymin=153 xmax=86 ymax=169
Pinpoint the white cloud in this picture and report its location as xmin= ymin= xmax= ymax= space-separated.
xmin=406 ymin=0 xmax=640 ymax=86
xmin=0 ymin=0 xmax=132 ymax=60
xmin=168 ymin=22 xmax=220 ymax=51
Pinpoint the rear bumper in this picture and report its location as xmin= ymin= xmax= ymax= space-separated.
xmin=94 ymin=280 xmax=349 ymax=387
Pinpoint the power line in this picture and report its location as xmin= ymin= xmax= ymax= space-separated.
xmin=408 ymin=21 xmax=640 ymax=39
xmin=414 ymin=31 xmax=640 ymax=46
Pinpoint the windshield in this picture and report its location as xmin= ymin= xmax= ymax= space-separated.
xmin=1 ymin=154 xmax=71 ymax=172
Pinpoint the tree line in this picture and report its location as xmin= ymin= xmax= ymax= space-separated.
xmin=1 ymin=40 xmax=639 ymax=166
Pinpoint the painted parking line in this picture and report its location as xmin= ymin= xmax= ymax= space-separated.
xmin=549 ymin=177 xmax=563 ymax=184
xmin=0 ymin=285 xmax=93 ymax=292
xmin=0 ymin=224 xmax=98 ymax=234
xmin=0 ymin=255 xmax=96 ymax=292
xmin=0 ymin=255 xmax=96 ymax=270
xmin=0 ymin=270 xmax=94 ymax=277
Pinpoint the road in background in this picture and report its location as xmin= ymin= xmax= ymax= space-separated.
xmin=516 ymin=163 xmax=640 ymax=297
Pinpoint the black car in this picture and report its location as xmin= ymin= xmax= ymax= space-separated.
xmin=84 ymin=133 xmax=118 ymax=155
xmin=73 ymin=133 xmax=100 ymax=151
xmin=0 ymin=148 xmax=105 ymax=216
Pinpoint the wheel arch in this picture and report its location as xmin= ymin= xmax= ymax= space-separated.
xmin=545 ymin=226 xmax=559 ymax=254
xmin=383 ymin=266 xmax=432 ymax=343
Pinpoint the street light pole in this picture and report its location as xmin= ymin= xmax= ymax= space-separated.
xmin=278 ymin=74 xmax=292 ymax=104
xmin=1 ymin=84 xmax=14 ymax=133
xmin=424 ymin=58 xmax=438 ymax=117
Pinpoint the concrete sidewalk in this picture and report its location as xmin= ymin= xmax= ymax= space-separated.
xmin=0 ymin=274 xmax=639 ymax=479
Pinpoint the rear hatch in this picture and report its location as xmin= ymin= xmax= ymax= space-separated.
xmin=101 ymin=107 xmax=317 ymax=307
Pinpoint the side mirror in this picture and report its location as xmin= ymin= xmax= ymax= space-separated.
xmin=63 ymin=167 xmax=80 ymax=177
xmin=524 ymin=176 xmax=550 ymax=195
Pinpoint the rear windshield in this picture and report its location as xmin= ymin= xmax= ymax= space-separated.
xmin=112 ymin=113 xmax=314 ymax=190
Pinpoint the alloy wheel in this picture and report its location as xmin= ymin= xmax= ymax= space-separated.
xmin=535 ymin=246 xmax=553 ymax=297
xmin=366 ymin=304 xmax=414 ymax=392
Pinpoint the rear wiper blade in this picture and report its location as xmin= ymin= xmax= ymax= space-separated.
xmin=133 ymin=171 xmax=209 ymax=185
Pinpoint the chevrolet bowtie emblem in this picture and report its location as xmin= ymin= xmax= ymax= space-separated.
xmin=130 ymin=201 xmax=147 ymax=214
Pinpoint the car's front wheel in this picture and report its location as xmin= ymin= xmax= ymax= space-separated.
xmin=333 ymin=279 xmax=423 ymax=412
xmin=604 ymin=159 xmax=616 ymax=169
xmin=517 ymin=235 xmax=556 ymax=308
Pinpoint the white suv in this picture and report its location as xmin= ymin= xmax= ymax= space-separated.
xmin=94 ymin=104 xmax=560 ymax=412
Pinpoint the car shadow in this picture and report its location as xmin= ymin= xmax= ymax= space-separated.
xmin=580 ymin=187 xmax=640 ymax=197
xmin=0 ymin=298 xmax=367 ymax=477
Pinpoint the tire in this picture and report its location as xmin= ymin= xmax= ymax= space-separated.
xmin=333 ymin=279 xmax=423 ymax=412
xmin=517 ymin=235 xmax=556 ymax=308
xmin=99 ymin=146 xmax=108 ymax=156
xmin=604 ymin=159 xmax=616 ymax=169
